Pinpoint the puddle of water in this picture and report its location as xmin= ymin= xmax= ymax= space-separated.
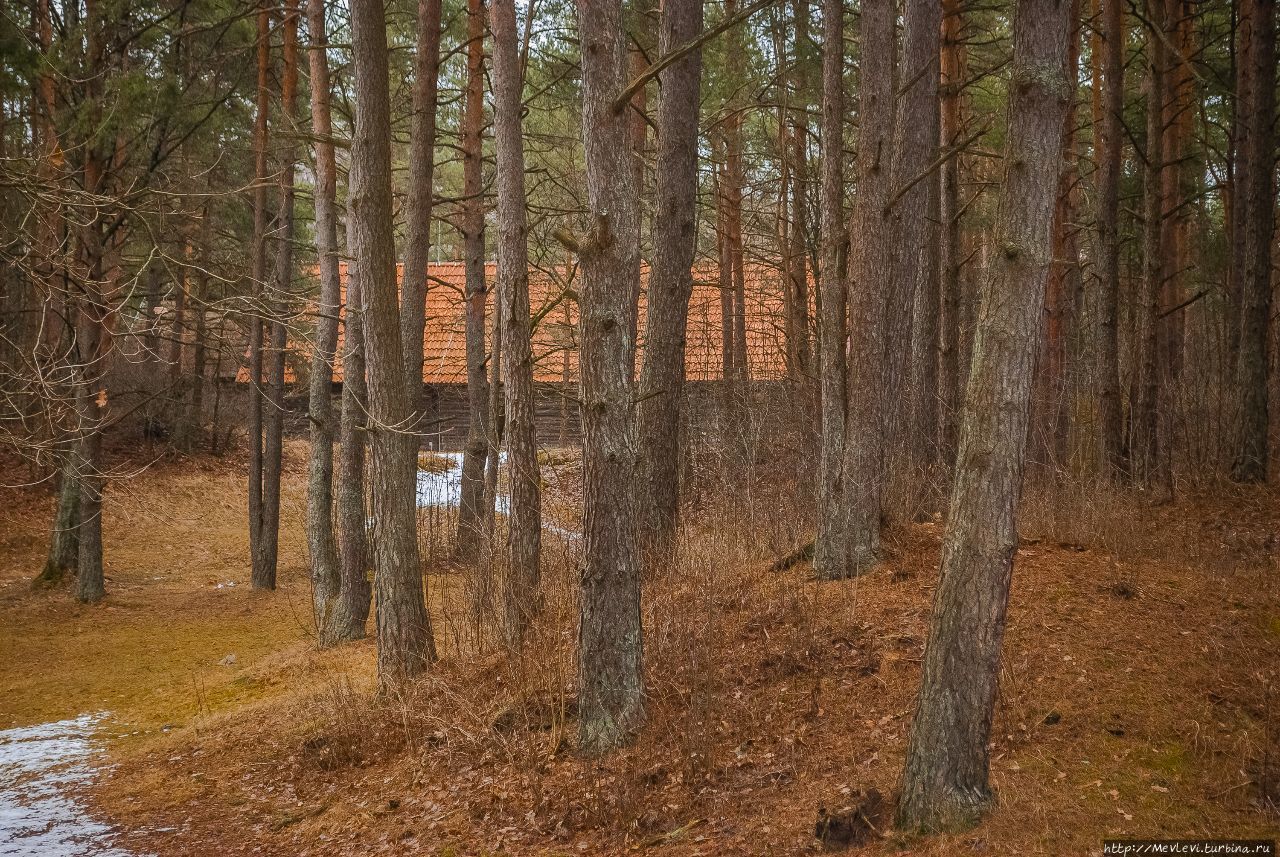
xmin=0 ymin=714 xmax=140 ymax=856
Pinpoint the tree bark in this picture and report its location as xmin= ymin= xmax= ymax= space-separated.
xmin=635 ymin=0 xmax=703 ymax=558
xmin=1094 ymin=0 xmax=1125 ymax=476
xmin=812 ymin=0 xmax=847 ymax=578
xmin=73 ymin=0 xmax=110 ymax=605
xmin=256 ymin=0 xmax=299 ymax=591
xmin=1232 ymin=0 xmax=1275 ymax=483
xmin=492 ymin=0 xmax=543 ymax=648
xmin=337 ymin=258 xmax=372 ymax=639
xmin=1225 ymin=0 xmax=1252 ymax=376
xmin=35 ymin=457 xmax=80 ymax=588
xmin=247 ymin=0 xmax=272 ymax=589
xmin=896 ymin=0 xmax=1071 ymax=828
xmin=887 ymin=0 xmax=942 ymax=501
xmin=1038 ymin=0 xmax=1081 ymax=471
xmin=714 ymin=150 xmax=737 ymax=409
xmin=306 ymin=0 xmax=344 ymax=646
xmin=457 ymin=0 xmax=492 ymax=566
xmin=1132 ymin=0 xmax=1166 ymax=485
xmin=825 ymin=0 xmax=895 ymax=579
xmin=938 ymin=0 xmax=967 ymax=461
xmin=574 ymin=0 xmax=644 ymax=753
xmin=400 ymin=0 xmax=443 ymax=400
xmin=786 ymin=0 xmax=812 ymax=389
xmin=350 ymin=0 xmax=436 ymax=683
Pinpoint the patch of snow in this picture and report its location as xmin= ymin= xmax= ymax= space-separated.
xmin=0 ymin=713 xmax=142 ymax=856
xmin=414 ymin=453 xmax=580 ymax=540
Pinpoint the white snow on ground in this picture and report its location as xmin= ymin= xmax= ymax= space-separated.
xmin=0 ymin=713 xmax=140 ymax=856
xmin=415 ymin=452 xmax=580 ymax=540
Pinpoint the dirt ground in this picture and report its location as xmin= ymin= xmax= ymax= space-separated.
xmin=1 ymin=446 xmax=1277 ymax=856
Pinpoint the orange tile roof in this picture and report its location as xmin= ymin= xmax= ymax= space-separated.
xmin=243 ymin=260 xmax=796 ymax=385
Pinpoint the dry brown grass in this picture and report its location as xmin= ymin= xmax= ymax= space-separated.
xmin=3 ymin=443 xmax=1277 ymax=856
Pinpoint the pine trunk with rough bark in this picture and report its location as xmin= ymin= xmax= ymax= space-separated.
xmin=896 ymin=0 xmax=1071 ymax=828
xmin=492 ymin=0 xmax=543 ymax=647
xmin=1132 ymin=2 xmax=1165 ymax=485
xmin=74 ymin=227 xmax=109 ymax=605
xmin=574 ymin=0 xmax=644 ymax=754
xmin=824 ymin=0 xmax=895 ymax=579
xmin=786 ymin=0 xmax=812 ymax=390
xmin=247 ymin=0 xmax=272 ymax=589
xmin=938 ymin=0 xmax=967 ymax=461
xmin=306 ymin=0 xmax=344 ymax=646
xmin=1226 ymin=0 xmax=1252 ymax=376
xmin=635 ymin=0 xmax=703 ymax=559
xmin=1094 ymin=0 xmax=1125 ymax=476
xmin=457 ymin=0 xmax=492 ymax=565
xmin=337 ymin=260 xmax=372 ymax=639
xmin=350 ymin=0 xmax=436 ymax=683
xmin=1232 ymin=0 xmax=1275 ymax=483
xmin=35 ymin=457 xmax=80 ymax=588
xmin=257 ymin=0 xmax=299 ymax=591
xmin=812 ymin=0 xmax=847 ymax=578
xmin=401 ymin=0 xmax=443 ymax=404
xmin=886 ymin=0 xmax=942 ymax=505
xmin=74 ymin=6 xmax=109 ymax=605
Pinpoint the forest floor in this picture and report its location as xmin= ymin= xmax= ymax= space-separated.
xmin=0 ymin=443 xmax=1277 ymax=856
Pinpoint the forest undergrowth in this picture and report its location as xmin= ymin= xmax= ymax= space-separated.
xmin=1 ymin=442 xmax=1277 ymax=855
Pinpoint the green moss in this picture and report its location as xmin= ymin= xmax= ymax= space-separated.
xmin=1147 ymin=743 xmax=1189 ymax=777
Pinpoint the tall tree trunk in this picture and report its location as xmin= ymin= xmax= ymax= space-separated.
xmin=723 ymin=0 xmax=750 ymax=395
xmin=1039 ymin=0 xmax=1081 ymax=471
xmin=74 ymin=0 xmax=109 ymax=606
xmin=492 ymin=0 xmax=543 ymax=647
xmin=715 ymin=151 xmax=737 ymax=408
xmin=167 ymin=239 xmax=189 ymax=431
xmin=35 ymin=457 xmax=80 ymax=588
xmin=938 ymin=0 xmax=967 ymax=461
xmin=1094 ymin=0 xmax=1125 ymax=476
xmin=400 ymin=0 xmax=443 ymax=401
xmin=626 ymin=36 xmax=649 ymax=379
xmin=825 ymin=0 xmax=895 ymax=579
xmin=812 ymin=0 xmax=848 ymax=578
xmin=457 ymin=0 xmax=492 ymax=565
xmin=256 ymin=0 xmax=299 ymax=591
xmin=350 ymin=0 xmax=436 ymax=683
xmin=1225 ymin=0 xmax=1252 ymax=376
xmin=247 ymin=0 xmax=272 ymax=589
xmin=896 ymin=0 xmax=1071 ymax=827
xmin=787 ymin=0 xmax=812 ymax=390
xmin=185 ymin=213 xmax=210 ymax=450
xmin=886 ymin=0 xmax=942 ymax=505
xmin=574 ymin=0 xmax=644 ymax=754
xmin=635 ymin=0 xmax=703 ymax=558
xmin=306 ymin=0 xmax=344 ymax=646
xmin=337 ymin=259 xmax=372 ymax=638
xmin=1132 ymin=0 xmax=1166 ymax=485
xmin=1232 ymin=0 xmax=1275 ymax=483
